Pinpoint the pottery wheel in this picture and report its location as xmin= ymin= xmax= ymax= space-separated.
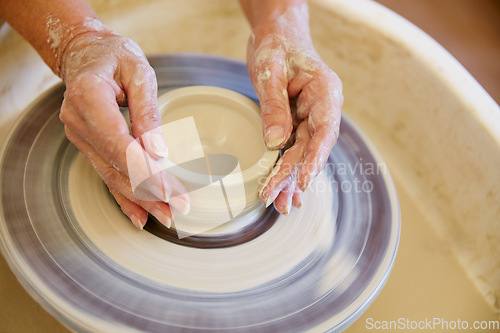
xmin=0 ymin=54 xmax=399 ymax=332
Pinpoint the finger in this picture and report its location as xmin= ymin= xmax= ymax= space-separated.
xmin=125 ymin=138 xmax=173 ymax=202
xmin=61 ymin=73 xmax=136 ymax=177
xmin=109 ymin=189 xmax=147 ymax=229
xmin=294 ymin=72 xmax=342 ymax=121
xmin=61 ymin=76 xmax=174 ymax=202
xmin=114 ymin=187 xmax=174 ymax=229
xmin=296 ymin=78 xmax=342 ymax=191
xmin=124 ymin=138 xmax=189 ymax=213
xmin=248 ymin=50 xmax=293 ymax=150
xmin=120 ymin=53 xmax=168 ymax=160
xmin=144 ymin=200 xmax=173 ymax=228
xmin=120 ymin=58 xmax=190 ymax=211
xmin=65 ymin=127 xmax=174 ymax=227
xmin=169 ymin=195 xmax=191 ymax=216
xmin=162 ymin=171 xmax=190 ymax=216
xmin=260 ymin=121 xmax=311 ymax=206
xmin=273 ymin=177 xmax=296 ymax=215
xmin=292 ymin=186 xmax=303 ymax=208
xmin=297 ymin=125 xmax=335 ymax=192
xmin=282 ymin=101 xmax=300 ymax=150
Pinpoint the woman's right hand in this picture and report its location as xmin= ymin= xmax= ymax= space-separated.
xmin=59 ymin=27 xmax=189 ymax=230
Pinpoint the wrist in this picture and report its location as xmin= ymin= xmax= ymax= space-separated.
xmin=248 ymin=1 xmax=310 ymax=41
xmin=244 ymin=0 xmax=307 ymax=26
xmin=53 ymin=17 xmax=114 ymax=78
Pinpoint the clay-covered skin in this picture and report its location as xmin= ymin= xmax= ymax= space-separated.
xmin=1 ymin=0 xmax=342 ymax=225
xmin=60 ymin=30 xmax=191 ymax=229
xmin=0 ymin=0 xmax=189 ymax=229
xmin=242 ymin=1 xmax=343 ymax=214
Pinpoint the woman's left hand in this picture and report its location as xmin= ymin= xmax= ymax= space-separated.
xmin=245 ymin=4 xmax=343 ymax=214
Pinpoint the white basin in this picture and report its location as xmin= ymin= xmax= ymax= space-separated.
xmin=0 ymin=0 xmax=498 ymax=331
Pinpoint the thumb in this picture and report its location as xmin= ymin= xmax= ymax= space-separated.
xmin=123 ymin=60 xmax=168 ymax=160
xmin=250 ymin=60 xmax=293 ymax=150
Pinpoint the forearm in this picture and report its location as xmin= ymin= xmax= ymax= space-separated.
xmin=0 ymin=0 xmax=109 ymax=76
xmin=238 ymin=0 xmax=308 ymax=29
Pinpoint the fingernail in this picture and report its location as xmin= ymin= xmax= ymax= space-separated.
xmin=130 ymin=214 xmax=144 ymax=230
xmin=259 ymin=158 xmax=283 ymax=197
xmin=264 ymin=189 xmax=280 ymax=208
xmin=151 ymin=132 xmax=168 ymax=158
xmin=273 ymin=201 xmax=289 ymax=216
xmin=265 ymin=126 xmax=286 ymax=149
xmin=265 ymin=195 xmax=274 ymax=208
xmin=165 ymin=216 xmax=172 ymax=228
xmin=169 ymin=196 xmax=190 ymax=215
xmin=148 ymin=173 xmax=170 ymax=202
xmin=151 ymin=208 xmax=171 ymax=228
xmin=181 ymin=203 xmax=190 ymax=216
